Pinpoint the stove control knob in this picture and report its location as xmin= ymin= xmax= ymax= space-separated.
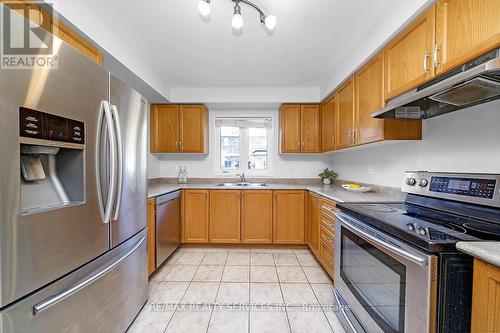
xmin=419 ymin=179 xmax=429 ymax=187
xmin=407 ymin=224 xmax=415 ymax=231
xmin=417 ymin=227 xmax=427 ymax=236
xmin=406 ymin=178 xmax=417 ymax=186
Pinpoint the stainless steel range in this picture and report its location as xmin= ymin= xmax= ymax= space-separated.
xmin=333 ymin=171 xmax=500 ymax=333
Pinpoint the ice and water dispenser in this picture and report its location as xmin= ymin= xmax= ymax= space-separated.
xmin=19 ymin=107 xmax=85 ymax=214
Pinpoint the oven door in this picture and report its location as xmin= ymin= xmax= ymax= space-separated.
xmin=333 ymin=210 xmax=437 ymax=333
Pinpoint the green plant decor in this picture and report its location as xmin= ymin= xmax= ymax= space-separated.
xmin=319 ymin=168 xmax=338 ymax=180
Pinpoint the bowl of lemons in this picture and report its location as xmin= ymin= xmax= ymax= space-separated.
xmin=341 ymin=183 xmax=373 ymax=193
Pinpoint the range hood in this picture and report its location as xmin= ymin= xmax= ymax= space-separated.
xmin=372 ymin=48 xmax=500 ymax=119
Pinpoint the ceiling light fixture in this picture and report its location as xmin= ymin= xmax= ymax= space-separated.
xmin=198 ymin=0 xmax=211 ymax=16
xmin=231 ymin=3 xmax=244 ymax=29
xmin=198 ymin=0 xmax=276 ymax=31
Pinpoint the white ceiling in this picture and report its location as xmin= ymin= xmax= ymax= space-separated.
xmin=57 ymin=0 xmax=431 ymax=102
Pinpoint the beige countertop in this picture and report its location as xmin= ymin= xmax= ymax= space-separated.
xmin=148 ymin=182 xmax=405 ymax=203
xmin=456 ymin=242 xmax=500 ymax=268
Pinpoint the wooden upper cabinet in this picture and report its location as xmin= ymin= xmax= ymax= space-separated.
xmin=241 ymin=190 xmax=273 ymax=244
xmin=273 ymin=191 xmax=305 ymax=244
xmin=147 ymin=198 xmax=156 ymax=275
xmin=280 ymin=104 xmax=320 ymax=153
xmin=355 ymin=54 xmax=385 ymax=145
xmin=336 ymin=78 xmax=355 ymax=149
xmin=384 ymin=5 xmax=436 ymax=100
xmin=280 ymin=104 xmax=302 ymax=153
xmin=150 ymin=104 xmax=179 ymax=153
xmin=209 ymin=190 xmax=241 ymax=243
xmin=150 ymin=104 xmax=208 ymax=153
xmin=4 ymin=2 xmax=103 ymax=64
xmin=321 ymin=95 xmax=336 ymax=152
xmin=182 ymin=190 xmax=209 ymax=243
xmin=179 ymin=105 xmax=208 ymax=153
xmin=435 ymin=0 xmax=500 ymax=75
xmin=301 ymin=105 xmax=321 ymax=153
xmin=307 ymin=193 xmax=321 ymax=257
xmin=471 ymin=258 xmax=500 ymax=333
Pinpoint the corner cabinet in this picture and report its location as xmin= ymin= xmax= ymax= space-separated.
xmin=273 ymin=191 xmax=305 ymax=244
xmin=355 ymin=54 xmax=422 ymax=145
xmin=435 ymin=0 xmax=500 ymax=75
xmin=280 ymin=104 xmax=320 ymax=153
xmin=147 ymin=198 xmax=156 ymax=275
xmin=307 ymin=193 xmax=321 ymax=257
xmin=150 ymin=104 xmax=208 ymax=153
xmin=471 ymin=258 xmax=500 ymax=333
xmin=321 ymin=95 xmax=336 ymax=152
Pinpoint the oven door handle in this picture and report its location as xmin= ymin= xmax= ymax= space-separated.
xmin=335 ymin=212 xmax=427 ymax=267
xmin=333 ymin=289 xmax=361 ymax=333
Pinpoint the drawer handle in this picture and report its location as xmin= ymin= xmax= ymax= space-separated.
xmin=321 ymin=220 xmax=334 ymax=229
xmin=322 ymin=205 xmax=335 ymax=213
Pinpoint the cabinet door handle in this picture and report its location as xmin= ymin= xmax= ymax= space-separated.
xmin=423 ymin=50 xmax=431 ymax=73
xmin=179 ymin=140 xmax=182 ymax=151
xmin=353 ymin=129 xmax=356 ymax=144
xmin=331 ymin=136 xmax=335 ymax=147
xmin=433 ymin=44 xmax=440 ymax=69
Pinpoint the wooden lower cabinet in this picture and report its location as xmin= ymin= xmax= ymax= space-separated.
xmin=308 ymin=193 xmax=321 ymax=257
xmin=273 ymin=191 xmax=305 ymax=244
xmin=182 ymin=190 xmax=209 ymax=243
xmin=471 ymin=258 xmax=500 ymax=333
xmin=319 ymin=239 xmax=334 ymax=279
xmin=241 ymin=190 xmax=273 ymax=244
xmin=210 ymin=190 xmax=241 ymax=243
xmin=147 ymin=198 xmax=156 ymax=275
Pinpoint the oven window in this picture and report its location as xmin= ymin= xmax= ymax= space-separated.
xmin=340 ymin=227 xmax=406 ymax=333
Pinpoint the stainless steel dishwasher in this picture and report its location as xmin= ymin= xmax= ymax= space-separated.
xmin=155 ymin=190 xmax=181 ymax=268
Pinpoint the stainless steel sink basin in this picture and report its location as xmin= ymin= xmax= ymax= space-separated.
xmin=215 ymin=182 xmax=268 ymax=187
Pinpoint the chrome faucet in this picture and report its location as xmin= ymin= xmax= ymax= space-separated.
xmin=236 ymin=173 xmax=246 ymax=183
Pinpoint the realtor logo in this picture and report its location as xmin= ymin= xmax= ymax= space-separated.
xmin=1 ymin=1 xmax=58 ymax=69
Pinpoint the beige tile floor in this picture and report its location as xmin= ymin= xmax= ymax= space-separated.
xmin=128 ymin=247 xmax=346 ymax=333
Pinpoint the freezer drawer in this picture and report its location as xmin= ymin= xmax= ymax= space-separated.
xmin=156 ymin=190 xmax=181 ymax=268
xmin=0 ymin=230 xmax=148 ymax=333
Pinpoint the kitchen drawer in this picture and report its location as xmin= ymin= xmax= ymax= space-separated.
xmin=319 ymin=239 xmax=334 ymax=279
xmin=320 ymin=213 xmax=335 ymax=234
xmin=320 ymin=198 xmax=336 ymax=217
xmin=320 ymin=223 xmax=334 ymax=251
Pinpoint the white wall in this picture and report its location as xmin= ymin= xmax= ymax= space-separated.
xmin=148 ymin=108 xmax=331 ymax=179
xmin=328 ymin=100 xmax=500 ymax=188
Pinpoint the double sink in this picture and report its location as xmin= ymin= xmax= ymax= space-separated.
xmin=215 ymin=182 xmax=268 ymax=188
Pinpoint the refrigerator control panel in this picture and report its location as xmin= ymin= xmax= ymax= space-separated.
xmin=19 ymin=107 xmax=85 ymax=144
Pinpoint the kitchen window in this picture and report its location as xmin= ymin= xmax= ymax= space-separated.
xmin=215 ymin=117 xmax=272 ymax=176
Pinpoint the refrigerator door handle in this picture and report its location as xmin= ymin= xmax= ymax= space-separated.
xmin=32 ymin=236 xmax=146 ymax=316
xmin=95 ymin=100 xmax=117 ymax=224
xmin=110 ymin=104 xmax=123 ymax=221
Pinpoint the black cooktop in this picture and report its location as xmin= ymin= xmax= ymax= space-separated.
xmin=337 ymin=196 xmax=500 ymax=252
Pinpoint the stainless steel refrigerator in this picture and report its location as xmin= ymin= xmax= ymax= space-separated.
xmin=0 ymin=5 xmax=148 ymax=332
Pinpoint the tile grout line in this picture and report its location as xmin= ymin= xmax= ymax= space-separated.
xmin=205 ymin=249 xmax=227 ymax=333
xmin=163 ymin=249 xmax=208 ymax=333
xmin=275 ymin=252 xmax=293 ymax=333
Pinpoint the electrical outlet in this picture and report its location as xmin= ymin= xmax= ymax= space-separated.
xmin=367 ymin=165 xmax=374 ymax=175
xmin=288 ymin=167 xmax=294 ymax=176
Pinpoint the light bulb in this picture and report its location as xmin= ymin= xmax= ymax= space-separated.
xmin=232 ymin=13 xmax=244 ymax=29
xmin=264 ymin=15 xmax=276 ymax=30
xmin=198 ymin=0 xmax=211 ymax=16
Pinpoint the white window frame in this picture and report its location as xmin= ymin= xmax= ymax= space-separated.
xmin=212 ymin=113 xmax=274 ymax=177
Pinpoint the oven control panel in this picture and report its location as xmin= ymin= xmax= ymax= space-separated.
xmin=19 ymin=107 xmax=85 ymax=144
xmin=402 ymin=171 xmax=500 ymax=208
